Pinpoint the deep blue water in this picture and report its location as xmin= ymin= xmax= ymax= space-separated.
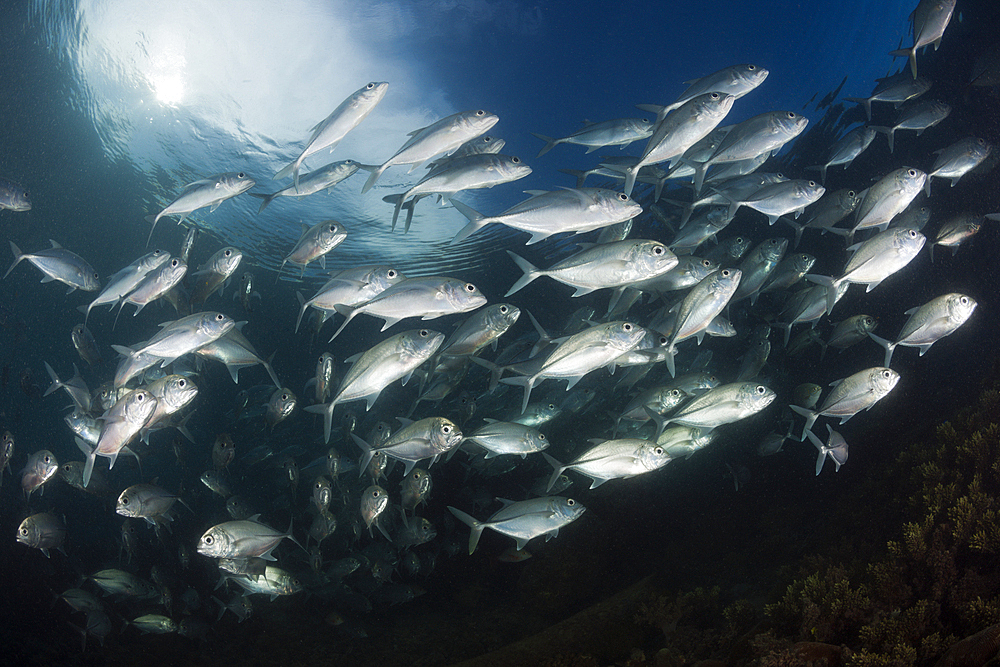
xmin=1 ymin=1 xmax=999 ymax=665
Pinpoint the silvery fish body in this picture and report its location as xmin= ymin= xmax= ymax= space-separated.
xmin=330 ymin=276 xmax=486 ymax=340
xmin=733 ymin=238 xmax=787 ymax=303
xmin=450 ymin=188 xmax=642 ymax=245
xmin=352 ymin=416 xmax=463 ymax=477
xmin=190 ymin=247 xmax=243 ymax=306
xmin=533 ymin=117 xmax=653 ymax=157
xmin=505 ymin=240 xmax=678 ymax=297
xmin=0 ymin=176 xmax=30 ymax=210
xmin=731 ymin=179 xmax=825 ymax=226
xmin=851 ymin=167 xmax=927 ymax=239
xmin=810 ymin=126 xmax=878 ymax=182
xmin=265 ymin=388 xmax=296 ymax=427
xmin=21 ymin=449 xmax=58 ymax=497
xmin=891 ymin=0 xmax=957 ymax=78
xmin=872 ymin=101 xmax=951 ymax=153
xmin=664 ymin=268 xmax=742 ymax=376
xmin=225 ymin=566 xmax=302 ymax=599
xmin=544 ymin=439 xmax=672 ymax=490
xmin=869 ymin=293 xmax=976 ymax=366
xmin=295 ymin=265 xmax=404 ymax=333
xmin=79 ymin=388 xmax=157 ymax=487
xmin=441 ymin=303 xmax=520 ymax=357
xmin=122 ymin=258 xmax=187 ymax=315
xmin=828 ymin=315 xmax=878 ymax=351
xmin=116 ymin=483 xmax=182 ymax=523
xmin=650 ymin=63 xmax=768 ymax=117
xmin=255 ymin=160 xmax=365 ymax=213
xmin=930 ymin=213 xmax=982 ymax=260
xmin=661 ymin=382 xmax=776 ymax=431
xmin=306 ymin=329 xmax=444 ymax=443
xmin=401 ymin=469 xmax=432 ymax=513
xmin=465 ymin=420 xmax=549 ymax=459
xmin=363 ymin=109 xmax=500 ymax=193
xmin=148 ymin=172 xmax=254 ymax=242
xmin=275 ymin=81 xmax=389 ymax=187
xmin=82 ymin=249 xmax=171 ymax=321
xmin=448 ymin=496 xmax=585 ymax=553
xmin=16 ymin=513 xmax=66 ymax=557
xmin=845 ymin=75 xmax=931 ymax=120
xmin=72 ymin=323 xmax=102 ymax=367
xmin=197 ymin=516 xmax=295 ymax=560
xmin=808 ymin=425 xmax=850 ymax=475
xmin=279 ymin=220 xmax=348 ymax=276
xmin=194 ymin=327 xmax=281 ymax=387
xmin=5 ymin=240 xmax=100 ymax=292
xmin=790 ymin=367 xmax=900 ymax=440
xmin=927 ymin=137 xmax=991 ymax=195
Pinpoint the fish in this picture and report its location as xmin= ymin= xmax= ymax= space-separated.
xmin=197 ymin=515 xmax=299 ymax=560
xmin=42 ymin=361 xmax=91 ymax=412
xmin=146 ymin=172 xmax=255 ymax=244
xmin=439 ymin=303 xmax=520 ymax=357
xmin=505 ymin=240 xmax=678 ymax=299
xmin=189 ymin=247 xmax=243 ymax=307
xmin=868 ymin=293 xmax=976 ymax=366
xmin=638 ymin=63 xmax=768 ymax=119
xmin=790 ymin=367 xmax=900 ymax=440
xmin=0 ymin=431 xmax=13 ymax=485
xmin=450 ymin=187 xmax=642 ymax=245
xmin=871 ymin=100 xmax=951 ymax=153
xmin=120 ymin=257 xmax=188 ymax=317
xmin=663 ymin=268 xmax=743 ymax=377
xmin=16 ymin=513 xmax=66 ymax=558
xmin=78 ymin=388 xmax=157 ymax=487
xmin=0 ymin=176 xmax=30 ymax=211
xmin=400 ymin=469 xmax=432 ymax=513
xmin=827 ymin=315 xmax=878 ymax=353
xmin=532 ymin=117 xmax=653 ymax=157
xmin=806 ymin=226 xmax=926 ymax=314
xmin=808 ymin=425 xmax=849 ymax=475
xmin=329 ymin=276 xmax=486 ymax=341
xmin=464 ymin=420 xmax=550 ymax=459
xmin=362 ymin=109 xmax=500 ymax=193
xmin=926 ymin=137 xmax=992 ymax=195
xmin=622 ymin=92 xmax=736 ymax=196
xmin=275 ymin=81 xmax=389 ymax=188
xmin=890 ymin=0 xmax=957 ymax=78
xmin=79 ymin=249 xmax=171 ymax=323
xmin=223 ymin=566 xmax=303 ymax=600
xmin=844 ymin=75 xmax=931 ymax=121
xmin=21 ymin=449 xmax=59 ymax=497
xmin=542 ymin=438 xmax=672 ymax=490
xmin=656 ymin=382 xmax=776 ymax=432
xmin=277 ymin=220 xmax=348 ymax=278
xmin=253 ymin=160 xmax=369 ymax=213
xmin=360 ymin=485 xmax=390 ymax=537
xmin=113 ymin=312 xmax=236 ymax=383
xmin=723 ymin=179 xmax=826 ymax=226
xmin=352 ymin=416 xmax=463 ymax=477
xmin=5 ymin=240 xmax=100 ymax=292
xmin=928 ymin=214 xmax=982 ymax=261
xmin=306 ymin=328 xmax=444 ymax=442
xmin=130 ymin=615 xmax=178 ymax=635
xmin=116 ymin=483 xmax=185 ymax=525
xmin=295 ymin=265 xmax=405 ymax=334
xmin=235 ymin=272 xmax=259 ymax=312
xmin=194 ymin=325 xmax=282 ymax=387
xmin=212 ymin=434 xmax=235 ymax=470
xmin=448 ymin=496 xmax=585 ymax=554
xmin=71 ymin=324 xmax=102 ymax=367
xmin=265 ymin=388 xmax=297 ymax=428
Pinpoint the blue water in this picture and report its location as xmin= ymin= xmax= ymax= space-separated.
xmin=1 ymin=0 xmax=998 ymax=665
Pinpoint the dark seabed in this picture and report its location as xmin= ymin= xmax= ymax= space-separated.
xmin=2 ymin=1 xmax=1000 ymax=665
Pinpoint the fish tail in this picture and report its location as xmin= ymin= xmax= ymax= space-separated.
xmin=449 ymin=199 xmax=488 ymax=245
xmin=273 ymin=158 xmax=299 ymax=184
xmin=541 ymin=452 xmax=567 ymax=493
xmin=42 ymin=361 xmax=62 ymax=397
xmin=351 ymin=433 xmax=374 ymax=476
xmin=804 ymin=430 xmax=827 ymax=475
xmin=558 ymin=169 xmax=588 ymax=188
xmin=531 ymin=133 xmax=560 ymax=158
xmin=144 ymin=215 xmax=160 ymax=248
xmin=329 ymin=304 xmax=356 ymax=342
xmin=499 ymin=375 xmax=535 ymax=414
xmin=844 ymin=97 xmax=872 ymax=122
xmin=889 ymin=47 xmax=918 ymax=79
xmin=789 ymin=404 xmax=818 ymax=442
xmin=868 ymin=332 xmax=896 ymax=367
xmin=4 ymin=240 xmax=24 ymax=279
xmin=664 ymin=344 xmax=677 ymax=378
xmin=692 ymin=162 xmax=709 ymax=197
xmin=623 ymin=166 xmax=638 ymax=198
xmin=804 ymin=273 xmax=839 ymax=315
xmin=361 ymin=163 xmax=387 ymax=194
xmin=248 ymin=192 xmax=277 ymax=214
xmin=870 ymin=125 xmax=895 ymax=153
xmin=381 ymin=193 xmax=406 ymax=231
xmin=294 ymin=291 xmax=309 ymax=334
xmin=782 ymin=217 xmax=805 ymax=249
xmin=504 ymin=251 xmax=542 ymax=296
xmin=75 ymin=437 xmax=96 ymax=488
xmin=447 ymin=506 xmax=485 ymax=554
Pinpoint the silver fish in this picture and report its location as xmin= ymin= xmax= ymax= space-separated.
xmin=352 ymin=416 xmax=463 ymax=477
xmin=224 ymin=566 xmax=302 ymax=600
xmin=330 ymin=276 xmax=486 ymax=341
xmin=43 ymin=361 xmax=91 ymax=412
xmin=0 ymin=176 xmax=30 ymax=211
xmin=465 ymin=420 xmax=549 ymax=459
xmin=194 ymin=326 xmax=282 ymax=387
xmin=80 ymin=249 xmax=171 ymax=323
xmin=131 ymin=615 xmax=178 ymax=634
xmin=890 ymin=0 xmax=957 ymax=78
xmin=275 ymin=81 xmax=389 ymax=188
xmin=360 ymin=485 xmax=389 ymax=536
xmin=440 ymin=303 xmax=520 ymax=357
xmin=21 ymin=449 xmax=58 ymax=497
xmin=543 ymin=439 xmax=672 ymax=490
xmin=871 ymin=100 xmax=951 ymax=153
xmin=927 ymin=137 xmax=992 ymax=196
xmin=401 ymin=469 xmax=432 ymax=513
xmin=121 ymin=257 xmax=187 ymax=316
xmin=116 ymin=483 xmax=183 ymax=524
xmin=147 ymin=172 xmax=254 ymax=243
xmin=305 ymin=329 xmax=444 ymax=443
xmin=869 ymin=293 xmax=976 ymax=366
xmin=790 ymin=367 xmax=900 ymax=440
xmin=362 ymin=109 xmax=500 ymax=193
xmin=278 ymin=220 xmax=348 ymax=277
xmin=265 ymin=388 xmax=296 ymax=428
xmin=448 ymin=496 xmax=585 ymax=553
xmin=72 ymin=324 xmax=102 ymax=367
xmin=197 ymin=515 xmax=297 ymax=560
xmin=639 ymin=63 xmax=768 ymax=119
xmin=295 ymin=265 xmax=404 ymax=333
xmin=664 ymin=268 xmax=742 ymax=377
xmin=845 ymin=75 xmax=931 ymax=121
xmin=658 ymin=382 xmax=776 ymax=432
xmin=450 ymin=187 xmax=642 ymax=245
xmin=808 ymin=425 xmax=849 ymax=475
xmin=808 ymin=126 xmax=878 ymax=184
xmin=190 ymin=247 xmax=243 ymax=307
xmin=255 ymin=160 xmax=366 ymax=213
xmin=827 ymin=315 xmax=878 ymax=352
xmin=5 ymin=240 xmax=100 ymax=292
xmin=16 ymin=513 xmax=66 ymax=558
xmin=533 ymin=117 xmax=653 ymax=157
xmin=79 ymin=389 xmax=156 ymax=487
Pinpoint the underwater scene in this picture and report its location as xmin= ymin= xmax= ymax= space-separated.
xmin=2 ymin=0 xmax=1000 ymax=665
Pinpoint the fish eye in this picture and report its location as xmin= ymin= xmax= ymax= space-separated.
xmin=908 ymin=169 xmax=917 ymax=177
xmin=292 ymin=578 xmax=301 ymax=587
xmin=464 ymin=283 xmax=476 ymax=292
xmin=482 ymin=136 xmax=493 ymax=142
xmin=655 ymin=447 xmax=664 ymax=455
xmin=366 ymin=82 xmax=375 ymax=89
xmin=786 ymin=112 xmax=795 ymax=118
xmin=419 ymin=329 xmax=428 ymax=337
xmin=19 ymin=527 xmax=27 ymax=535
xmin=387 ymin=270 xmax=397 ymax=278
xmin=547 ymin=404 xmax=556 ymax=410
xmin=442 ymin=425 xmax=452 ymax=434
xmin=908 ymin=230 xmax=918 ymax=238
xmin=702 ymin=259 xmax=711 ymax=267
xmin=721 ymin=269 xmax=731 ymax=277
xmin=281 ymin=394 xmax=289 ymax=401
xmin=538 ymin=434 xmax=546 ymax=440
xmin=961 ymin=296 xmax=969 ymax=304
xmin=121 ymin=496 xmax=129 ymax=504
xmin=237 ymin=172 xmax=246 ymax=178
xmin=710 ymin=92 xmax=720 ymax=99
xmin=44 ymin=455 xmax=51 ymax=463
xmin=499 ymin=305 xmax=508 ymax=313
xmin=178 ymin=379 xmax=186 ymax=387
xmin=94 ymin=272 xmax=99 ymax=278
xmin=807 ymin=181 xmax=816 ymax=187
xmin=371 ymin=489 xmax=381 ymax=498
xmin=224 ymin=250 xmax=232 ymax=257
xmin=618 ymin=193 xmax=629 ymax=201
xmin=623 ymin=323 xmax=633 ymax=331
xmin=136 ymin=394 xmax=145 ymax=402
xmin=511 ymin=156 xmax=520 ymax=163
xmin=659 ymin=336 xmax=668 ymax=345
xmin=475 ymin=110 xmax=485 ymax=116
xmin=848 ymin=190 xmax=856 ymax=197
xmin=755 ymin=386 xmax=766 ymax=394
xmin=671 ymin=389 xmax=681 ymax=396
xmin=748 ymin=64 xmax=756 ymax=70
xmin=653 ymin=246 xmax=664 ymax=255
xmin=215 ymin=314 xmax=225 ymax=321
xmin=566 ymin=499 xmax=575 ymax=506
xmin=204 ymin=535 xmax=213 ymax=544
